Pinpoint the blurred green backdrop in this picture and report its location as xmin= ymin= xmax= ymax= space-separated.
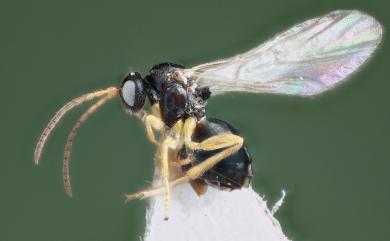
xmin=1 ymin=0 xmax=389 ymax=240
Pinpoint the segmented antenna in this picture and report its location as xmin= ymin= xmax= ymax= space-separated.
xmin=34 ymin=87 xmax=118 ymax=165
xmin=63 ymin=91 xmax=118 ymax=197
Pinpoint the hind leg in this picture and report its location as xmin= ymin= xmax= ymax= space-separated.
xmin=125 ymin=135 xmax=243 ymax=200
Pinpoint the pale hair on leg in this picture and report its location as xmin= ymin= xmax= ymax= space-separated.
xmin=34 ymin=87 xmax=118 ymax=165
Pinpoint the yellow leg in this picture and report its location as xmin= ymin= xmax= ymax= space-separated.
xmin=125 ymin=136 xmax=178 ymax=220
xmin=125 ymin=132 xmax=243 ymax=200
xmin=188 ymin=133 xmax=243 ymax=151
xmin=182 ymin=117 xmax=197 ymax=142
xmin=125 ymin=174 xmax=189 ymax=201
xmin=160 ymin=136 xmax=178 ymax=220
xmin=171 ymin=157 xmax=192 ymax=167
xmin=183 ymin=117 xmax=243 ymax=151
xmin=185 ymin=141 xmax=242 ymax=179
xmin=144 ymin=114 xmax=165 ymax=145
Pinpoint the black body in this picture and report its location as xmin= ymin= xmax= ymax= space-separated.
xmin=119 ymin=63 xmax=254 ymax=190
xmin=181 ymin=118 xmax=253 ymax=191
xmin=145 ymin=63 xmax=210 ymax=127
xmin=145 ymin=63 xmax=185 ymax=105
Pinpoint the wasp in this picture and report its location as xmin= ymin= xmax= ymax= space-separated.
xmin=34 ymin=10 xmax=382 ymax=220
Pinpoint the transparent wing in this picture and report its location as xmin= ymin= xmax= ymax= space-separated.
xmin=183 ymin=10 xmax=383 ymax=96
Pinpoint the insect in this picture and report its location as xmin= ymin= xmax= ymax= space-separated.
xmin=34 ymin=10 xmax=382 ymax=220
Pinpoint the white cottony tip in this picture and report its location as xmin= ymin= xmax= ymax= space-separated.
xmin=144 ymin=177 xmax=290 ymax=241
xmin=271 ymin=189 xmax=287 ymax=216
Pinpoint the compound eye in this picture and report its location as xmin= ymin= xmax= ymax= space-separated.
xmin=120 ymin=72 xmax=146 ymax=113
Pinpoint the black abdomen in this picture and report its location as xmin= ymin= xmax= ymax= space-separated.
xmin=181 ymin=118 xmax=253 ymax=191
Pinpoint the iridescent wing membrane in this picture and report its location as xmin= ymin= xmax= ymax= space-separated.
xmin=183 ymin=10 xmax=383 ymax=96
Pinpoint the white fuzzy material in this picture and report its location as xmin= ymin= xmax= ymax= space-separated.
xmin=271 ymin=190 xmax=286 ymax=216
xmin=144 ymin=182 xmax=290 ymax=241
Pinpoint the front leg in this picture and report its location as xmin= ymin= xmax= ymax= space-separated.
xmin=143 ymin=114 xmax=164 ymax=145
xmin=160 ymin=136 xmax=178 ymax=220
xmin=125 ymin=135 xmax=178 ymax=220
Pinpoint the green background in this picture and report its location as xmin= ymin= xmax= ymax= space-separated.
xmin=1 ymin=0 xmax=389 ymax=240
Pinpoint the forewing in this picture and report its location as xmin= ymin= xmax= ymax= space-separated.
xmin=184 ymin=10 xmax=383 ymax=96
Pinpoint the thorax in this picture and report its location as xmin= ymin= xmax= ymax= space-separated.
xmin=145 ymin=63 xmax=210 ymax=128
